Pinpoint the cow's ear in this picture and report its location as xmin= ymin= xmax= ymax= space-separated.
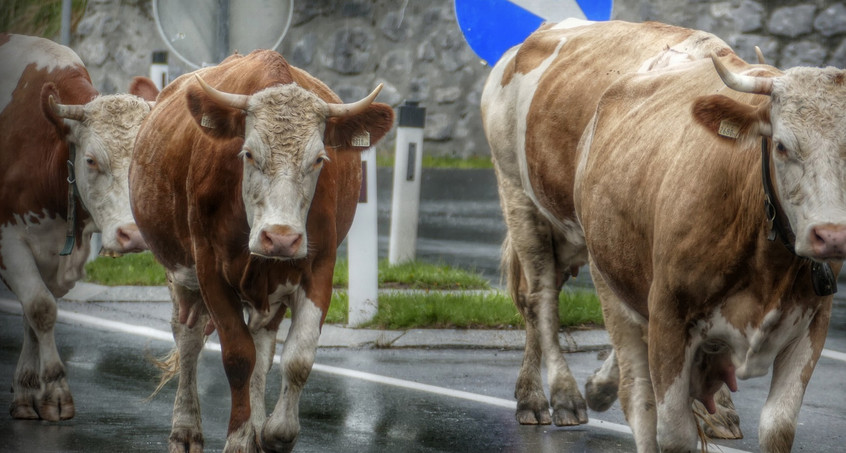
xmin=129 ymin=76 xmax=159 ymax=102
xmin=185 ymin=85 xmax=246 ymax=139
xmin=326 ymin=102 xmax=395 ymax=151
xmin=40 ymin=82 xmax=66 ymax=130
xmin=692 ymin=94 xmax=771 ymax=145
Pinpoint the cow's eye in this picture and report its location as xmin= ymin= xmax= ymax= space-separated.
xmin=241 ymin=148 xmax=254 ymax=162
xmin=314 ymin=153 xmax=329 ymax=168
xmin=85 ymin=156 xmax=98 ymax=169
xmin=775 ymin=142 xmax=787 ymax=155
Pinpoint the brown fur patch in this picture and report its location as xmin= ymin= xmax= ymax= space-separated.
xmin=129 ymin=76 xmax=159 ymax=102
xmin=326 ymin=103 xmax=394 ymax=150
xmin=186 ymin=85 xmax=247 ymax=138
xmin=691 ymin=94 xmax=769 ymax=145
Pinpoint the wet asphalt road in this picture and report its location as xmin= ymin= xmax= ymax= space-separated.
xmin=1 ymin=303 xmax=845 ymax=453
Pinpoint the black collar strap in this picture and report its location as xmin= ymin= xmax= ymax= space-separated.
xmin=59 ymin=143 xmax=80 ymax=256
xmin=761 ymin=137 xmax=837 ymax=296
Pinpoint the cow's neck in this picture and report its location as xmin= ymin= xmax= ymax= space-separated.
xmin=760 ymin=137 xmax=837 ymax=296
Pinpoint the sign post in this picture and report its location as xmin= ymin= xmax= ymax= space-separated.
xmin=388 ymin=101 xmax=426 ymax=265
xmin=347 ymin=148 xmax=379 ymax=326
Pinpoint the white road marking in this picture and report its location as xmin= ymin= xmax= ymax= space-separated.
xmin=4 ymin=298 xmax=842 ymax=452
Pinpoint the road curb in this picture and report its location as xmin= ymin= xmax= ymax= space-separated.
xmin=4 ymin=283 xmax=612 ymax=351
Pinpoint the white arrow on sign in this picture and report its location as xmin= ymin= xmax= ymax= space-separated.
xmin=511 ymin=0 xmax=587 ymax=22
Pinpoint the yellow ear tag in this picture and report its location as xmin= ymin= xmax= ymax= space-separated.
xmin=718 ymin=120 xmax=740 ymax=139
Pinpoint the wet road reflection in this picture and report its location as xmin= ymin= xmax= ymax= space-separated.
xmin=2 ymin=307 xmax=845 ymax=452
xmin=0 ymin=310 xmax=640 ymax=452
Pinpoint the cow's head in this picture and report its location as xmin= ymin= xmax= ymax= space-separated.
xmin=189 ymin=75 xmax=392 ymax=260
xmin=694 ymin=55 xmax=846 ymax=261
xmin=46 ymin=77 xmax=158 ymax=255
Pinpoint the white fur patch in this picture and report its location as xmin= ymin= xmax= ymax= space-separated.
xmin=482 ymin=35 xmax=577 ymax=235
xmin=170 ymin=265 xmax=199 ymax=291
xmin=0 ymin=210 xmax=92 ymax=299
xmin=0 ymin=34 xmax=84 ymax=113
xmin=697 ymin=305 xmax=814 ymax=380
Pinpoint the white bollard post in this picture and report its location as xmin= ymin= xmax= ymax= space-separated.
xmin=388 ymin=101 xmax=426 ymax=265
xmin=149 ymin=51 xmax=169 ymax=91
xmin=347 ymin=147 xmax=379 ymax=326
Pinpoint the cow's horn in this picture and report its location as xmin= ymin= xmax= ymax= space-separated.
xmin=710 ymin=52 xmax=773 ymax=95
xmin=49 ymin=95 xmax=85 ymax=121
xmin=194 ymin=74 xmax=250 ymax=111
xmin=754 ymin=46 xmax=766 ymax=65
xmin=326 ymin=84 xmax=383 ymax=118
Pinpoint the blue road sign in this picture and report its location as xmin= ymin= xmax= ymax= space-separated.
xmin=455 ymin=0 xmax=613 ymax=65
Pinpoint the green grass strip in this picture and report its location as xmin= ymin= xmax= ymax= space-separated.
xmin=328 ymin=288 xmax=602 ymax=329
xmin=84 ymin=251 xmax=167 ymax=286
xmin=333 ymin=258 xmax=489 ymax=289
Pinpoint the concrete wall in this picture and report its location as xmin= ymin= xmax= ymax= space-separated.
xmin=70 ymin=0 xmax=846 ymax=159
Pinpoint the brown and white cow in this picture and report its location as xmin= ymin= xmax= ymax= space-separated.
xmin=0 ymin=34 xmax=156 ymax=421
xmin=481 ymin=19 xmax=741 ymax=435
xmin=129 ymin=50 xmax=393 ymax=452
xmin=573 ymin=32 xmax=845 ymax=452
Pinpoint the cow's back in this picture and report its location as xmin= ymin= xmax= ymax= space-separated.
xmin=482 ymin=20 xmax=730 ymax=225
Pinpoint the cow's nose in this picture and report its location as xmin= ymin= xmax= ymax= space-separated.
xmin=809 ymin=223 xmax=846 ymax=259
xmin=260 ymin=226 xmax=303 ymax=257
xmin=116 ymin=224 xmax=148 ymax=252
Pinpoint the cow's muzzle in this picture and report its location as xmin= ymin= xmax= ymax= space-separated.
xmin=808 ymin=223 xmax=846 ymax=260
xmin=257 ymin=225 xmax=304 ymax=259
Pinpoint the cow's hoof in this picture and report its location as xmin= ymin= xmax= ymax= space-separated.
xmin=515 ymin=398 xmax=552 ymax=425
xmin=37 ymin=386 xmax=75 ymax=421
xmin=168 ymin=427 xmax=204 ymax=453
xmin=585 ymin=373 xmax=618 ymax=412
xmin=222 ymin=420 xmax=260 ymax=452
xmin=259 ymin=436 xmax=297 ymax=453
xmin=261 ymin=419 xmax=299 ymax=453
xmin=9 ymin=400 xmax=39 ymax=420
xmin=552 ymin=403 xmax=589 ymax=426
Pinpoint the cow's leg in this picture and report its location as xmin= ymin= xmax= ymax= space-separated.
xmin=501 ymin=205 xmax=587 ymax=425
xmin=585 ymin=348 xmax=619 ymax=412
xmin=261 ymin=287 xmax=321 ymax=453
xmin=648 ymin=286 xmax=698 ymax=452
xmin=758 ymin=312 xmax=828 ymax=453
xmin=3 ymin=251 xmax=73 ymax=421
xmin=166 ymin=277 xmax=208 ymax=453
xmin=591 ymin=262 xmax=657 ymax=452
xmin=246 ymin=299 xmax=285 ymax=441
xmin=196 ymin=264 xmax=257 ymax=453
xmin=505 ymin=235 xmax=550 ymax=425
xmin=514 ymin=298 xmax=550 ymax=424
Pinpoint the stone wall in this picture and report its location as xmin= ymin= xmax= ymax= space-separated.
xmin=70 ymin=0 xmax=846 ymax=159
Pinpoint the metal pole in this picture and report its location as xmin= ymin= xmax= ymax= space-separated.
xmin=347 ymin=148 xmax=379 ymax=326
xmin=60 ymin=0 xmax=72 ymax=45
xmin=388 ymin=101 xmax=426 ymax=264
xmin=216 ymin=0 xmax=230 ymax=63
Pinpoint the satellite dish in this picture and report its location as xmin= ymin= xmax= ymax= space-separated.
xmin=153 ymin=0 xmax=293 ymax=69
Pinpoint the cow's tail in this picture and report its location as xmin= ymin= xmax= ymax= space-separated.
xmin=146 ymin=348 xmax=180 ymax=400
xmin=501 ymin=233 xmax=525 ymax=313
